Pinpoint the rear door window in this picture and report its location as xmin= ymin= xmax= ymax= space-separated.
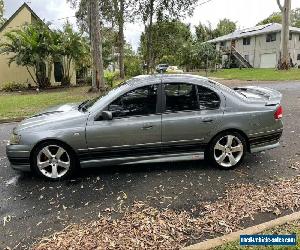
xmin=164 ymin=83 xmax=198 ymax=112
xmin=197 ymin=86 xmax=221 ymax=110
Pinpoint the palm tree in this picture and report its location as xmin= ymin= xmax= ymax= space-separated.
xmin=0 ymin=22 xmax=51 ymax=88
xmin=56 ymin=22 xmax=90 ymax=86
xmin=0 ymin=21 xmax=90 ymax=88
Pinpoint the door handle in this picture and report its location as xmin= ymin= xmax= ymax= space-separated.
xmin=202 ymin=118 xmax=213 ymax=123
xmin=142 ymin=124 xmax=154 ymax=130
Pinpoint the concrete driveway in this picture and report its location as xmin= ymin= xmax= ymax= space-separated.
xmin=1 ymin=82 xmax=300 ymax=249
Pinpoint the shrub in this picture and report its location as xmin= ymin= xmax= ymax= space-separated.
xmin=125 ymin=56 xmax=143 ymax=77
xmin=85 ymin=76 xmax=92 ymax=85
xmin=1 ymin=82 xmax=27 ymax=92
xmin=104 ymin=71 xmax=119 ymax=87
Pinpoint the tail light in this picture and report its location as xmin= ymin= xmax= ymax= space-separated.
xmin=274 ymin=105 xmax=283 ymax=120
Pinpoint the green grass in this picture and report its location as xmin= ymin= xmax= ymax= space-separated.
xmin=215 ymin=220 xmax=300 ymax=250
xmin=0 ymin=86 xmax=99 ymax=120
xmin=196 ymin=68 xmax=300 ymax=81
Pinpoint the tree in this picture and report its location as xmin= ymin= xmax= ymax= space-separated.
xmin=113 ymin=0 xmax=125 ymax=79
xmin=292 ymin=9 xmax=300 ymax=27
xmin=0 ymin=21 xmax=89 ymax=88
xmin=102 ymin=27 xmax=118 ymax=69
xmin=101 ymin=0 xmax=135 ymax=79
xmin=56 ymin=22 xmax=90 ymax=86
xmin=139 ymin=20 xmax=192 ymax=68
xmin=89 ymin=0 xmax=105 ymax=91
xmin=0 ymin=22 xmax=52 ymax=88
xmin=258 ymin=8 xmax=300 ymax=28
xmin=214 ymin=18 xmax=236 ymax=37
xmin=277 ymin=0 xmax=291 ymax=70
xmin=193 ymin=42 xmax=220 ymax=73
xmin=0 ymin=0 xmax=5 ymax=26
xmin=177 ymin=40 xmax=195 ymax=71
xmin=195 ymin=19 xmax=236 ymax=43
xmin=257 ymin=12 xmax=282 ymax=25
xmin=68 ymin=0 xmax=105 ymax=90
xmin=195 ymin=22 xmax=213 ymax=43
xmin=69 ymin=0 xmax=135 ymax=80
xmin=136 ymin=0 xmax=199 ymax=73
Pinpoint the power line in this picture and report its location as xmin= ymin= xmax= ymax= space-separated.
xmin=196 ymin=0 xmax=215 ymax=7
xmin=48 ymin=16 xmax=76 ymax=23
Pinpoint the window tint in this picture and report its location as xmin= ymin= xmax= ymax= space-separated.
xmin=165 ymin=83 xmax=198 ymax=112
xmin=197 ymin=86 xmax=220 ymax=110
xmin=108 ymin=85 xmax=158 ymax=118
xmin=266 ymin=33 xmax=276 ymax=42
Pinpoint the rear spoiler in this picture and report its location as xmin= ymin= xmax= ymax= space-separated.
xmin=233 ymin=86 xmax=282 ymax=106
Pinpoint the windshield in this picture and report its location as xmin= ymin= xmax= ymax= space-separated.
xmin=78 ymin=96 xmax=101 ymax=111
xmin=78 ymin=82 xmax=128 ymax=112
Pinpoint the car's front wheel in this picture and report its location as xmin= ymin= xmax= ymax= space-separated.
xmin=32 ymin=142 xmax=76 ymax=180
xmin=208 ymin=132 xmax=246 ymax=169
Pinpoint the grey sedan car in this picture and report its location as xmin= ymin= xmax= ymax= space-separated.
xmin=6 ymin=74 xmax=283 ymax=180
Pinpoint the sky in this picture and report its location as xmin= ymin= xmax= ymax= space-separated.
xmin=4 ymin=0 xmax=300 ymax=51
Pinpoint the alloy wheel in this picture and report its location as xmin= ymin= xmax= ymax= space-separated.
xmin=213 ymin=135 xmax=244 ymax=168
xmin=37 ymin=145 xmax=70 ymax=179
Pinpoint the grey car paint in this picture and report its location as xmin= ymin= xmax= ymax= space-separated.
xmin=6 ymin=74 xmax=283 ymax=173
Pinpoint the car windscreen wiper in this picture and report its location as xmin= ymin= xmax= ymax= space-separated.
xmin=78 ymin=100 xmax=90 ymax=111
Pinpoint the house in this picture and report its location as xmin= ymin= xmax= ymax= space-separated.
xmin=208 ymin=23 xmax=300 ymax=69
xmin=0 ymin=3 xmax=76 ymax=87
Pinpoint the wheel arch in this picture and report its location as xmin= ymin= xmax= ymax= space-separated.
xmin=208 ymin=128 xmax=250 ymax=152
xmin=29 ymin=139 xmax=79 ymax=167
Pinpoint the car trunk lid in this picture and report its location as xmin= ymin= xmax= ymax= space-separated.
xmin=233 ymin=86 xmax=282 ymax=106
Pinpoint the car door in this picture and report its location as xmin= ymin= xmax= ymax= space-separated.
xmin=85 ymin=83 xmax=162 ymax=159
xmin=161 ymin=81 xmax=224 ymax=154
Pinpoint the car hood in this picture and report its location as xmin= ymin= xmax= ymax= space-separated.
xmin=34 ymin=103 xmax=79 ymax=114
xmin=15 ymin=103 xmax=87 ymax=132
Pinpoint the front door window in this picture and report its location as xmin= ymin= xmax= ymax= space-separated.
xmin=108 ymin=84 xmax=158 ymax=118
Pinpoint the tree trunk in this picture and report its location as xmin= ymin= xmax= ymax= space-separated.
xmin=26 ymin=66 xmax=38 ymax=85
xmin=47 ymin=60 xmax=52 ymax=84
xmin=118 ymin=0 xmax=125 ymax=79
xmin=146 ymin=0 xmax=154 ymax=74
xmin=277 ymin=0 xmax=291 ymax=70
xmin=36 ymin=61 xmax=47 ymax=88
xmin=111 ymin=20 xmax=116 ymax=72
xmin=90 ymin=0 xmax=105 ymax=91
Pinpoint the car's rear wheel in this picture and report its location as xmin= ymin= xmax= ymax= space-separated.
xmin=32 ymin=142 xmax=76 ymax=180
xmin=208 ymin=132 xmax=246 ymax=169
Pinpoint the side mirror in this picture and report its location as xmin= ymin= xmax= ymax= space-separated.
xmin=102 ymin=110 xmax=113 ymax=120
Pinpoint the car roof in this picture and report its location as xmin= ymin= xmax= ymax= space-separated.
xmin=129 ymin=74 xmax=208 ymax=85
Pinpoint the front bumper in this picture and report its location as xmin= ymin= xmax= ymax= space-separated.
xmin=6 ymin=144 xmax=32 ymax=171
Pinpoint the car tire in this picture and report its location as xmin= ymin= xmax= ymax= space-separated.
xmin=32 ymin=141 xmax=77 ymax=180
xmin=208 ymin=131 xmax=247 ymax=170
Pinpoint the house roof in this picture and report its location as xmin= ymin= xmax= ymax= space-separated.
xmin=0 ymin=3 xmax=44 ymax=33
xmin=208 ymin=23 xmax=300 ymax=43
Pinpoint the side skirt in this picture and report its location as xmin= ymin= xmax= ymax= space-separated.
xmin=80 ymin=152 xmax=205 ymax=168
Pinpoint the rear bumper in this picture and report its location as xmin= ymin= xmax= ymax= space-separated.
xmin=250 ymin=142 xmax=280 ymax=153
xmin=249 ymin=130 xmax=283 ymax=153
xmin=6 ymin=144 xmax=31 ymax=171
